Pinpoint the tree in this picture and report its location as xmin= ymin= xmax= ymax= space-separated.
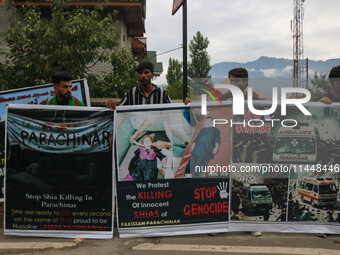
xmin=0 ymin=0 xmax=137 ymax=97
xmin=188 ymin=31 xmax=211 ymax=79
xmin=165 ymin=80 xmax=183 ymax=100
xmin=88 ymin=49 xmax=138 ymax=98
xmin=166 ymin=57 xmax=182 ymax=85
xmin=308 ymin=71 xmax=332 ymax=101
xmin=165 ymin=58 xmax=183 ymax=99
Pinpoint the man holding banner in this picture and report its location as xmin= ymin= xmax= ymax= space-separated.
xmin=219 ymin=67 xmax=263 ymax=100
xmin=46 ymin=71 xmax=85 ymax=106
xmin=105 ymin=61 xmax=190 ymax=109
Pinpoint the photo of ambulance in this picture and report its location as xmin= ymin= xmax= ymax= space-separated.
xmin=240 ymin=183 xmax=273 ymax=220
xmin=272 ymin=123 xmax=320 ymax=163
xmin=298 ymin=177 xmax=338 ymax=208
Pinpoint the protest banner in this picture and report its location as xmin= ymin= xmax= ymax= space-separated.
xmin=115 ymin=102 xmax=340 ymax=237
xmin=0 ymin=79 xmax=90 ymax=202
xmin=115 ymin=104 xmax=232 ymax=237
xmin=4 ymin=102 xmax=339 ymax=238
xmin=5 ymin=104 xmax=113 ymax=239
xmin=229 ymin=103 xmax=340 ymax=233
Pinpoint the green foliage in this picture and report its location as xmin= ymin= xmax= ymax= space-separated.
xmin=308 ymin=71 xmax=332 ymax=101
xmin=165 ymin=57 xmax=183 ymax=100
xmin=166 ymin=57 xmax=182 ymax=85
xmin=88 ymin=49 xmax=138 ymax=98
xmin=188 ymin=31 xmax=211 ymax=79
xmin=0 ymin=0 xmax=137 ymax=97
xmin=165 ymin=80 xmax=183 ymax=100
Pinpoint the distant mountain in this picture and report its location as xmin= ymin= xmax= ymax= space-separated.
xmin=210 ymin=56 xmax=340 ymax=78
xmin=210 ymin=56 xmax=340 ymax=97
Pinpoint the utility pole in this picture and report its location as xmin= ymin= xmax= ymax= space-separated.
xmin=172 ymin=0 xmax=187 ymax=101
xmin=291 ymin=0 xmax=305 ymax=97
xmin=306 ymin=57 xmax=309 ymax=89
xmin=182 ymin=0 xmax=187 ymax=101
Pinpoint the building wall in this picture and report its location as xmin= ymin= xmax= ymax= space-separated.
xmin=88 ymin=15 xmax=132 ymax=76
xmin=119 ymin=15 xmax=132 ymax=50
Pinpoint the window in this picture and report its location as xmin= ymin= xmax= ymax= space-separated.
xmin=242 ymin=189 xmax=248 ymax=197
xmin=300 ymin=181 xmax=305 ymax=189
xmin=306 ymin=183 xmax=313 ymax=191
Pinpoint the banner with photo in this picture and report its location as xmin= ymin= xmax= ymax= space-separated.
xmin=116 ymin=102 xmax=340 ymax=237
xmin=115 ymin=104 xmax=232 ymax=237
xmin=0 ymin=79 xmax=90 ymax=202
xmin=229 ymin=102 xmax=340 ymax=234
xmin=5 ymin=105 xmax=113 ymax=239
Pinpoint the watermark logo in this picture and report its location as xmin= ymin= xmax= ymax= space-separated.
xmin=201 ymin=84 xmax=312 ymax=116
xmin=200 ymin=83 xmax=222 ymax=115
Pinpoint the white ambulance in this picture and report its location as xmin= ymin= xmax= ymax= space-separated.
xmin=298 ymin=177 xmax=338 ymax=207
xmin=272 ymin=123 xmax=319 ymax=163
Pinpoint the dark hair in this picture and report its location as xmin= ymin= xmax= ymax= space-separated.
xmin=51 ymin=71 xmax=73 ymax=85
xmin=329 ymin=65 xmax=340 ymax=86
xmin=137 ymin=61 xmax=154 ymax=74
xmin=228 ymin=67 xmax=248 ymax=79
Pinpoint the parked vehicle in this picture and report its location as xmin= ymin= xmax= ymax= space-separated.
xmin=241 ymin=183 xmax=272 ymax=220
xmin=298 ymin=177 xmax=338 ymax=207
xmin=273 ymin=123 xmax=320 ymax=163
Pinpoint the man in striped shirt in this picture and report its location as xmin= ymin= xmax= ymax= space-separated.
xmin=105 ymin=61 xmax=189 ymax=109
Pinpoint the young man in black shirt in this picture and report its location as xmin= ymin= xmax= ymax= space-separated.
xmin=219 ymin=67 xmax=262 ymax=101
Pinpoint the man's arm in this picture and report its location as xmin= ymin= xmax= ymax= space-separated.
xmin=319 ymin=96 xmax=333 ymax=104
xmin=105 ymin=92 xmax=129 ymax=109
xmin=184 ymin=97 xmax=190 ymax=105
xmin=105 ymin=99 xmax=116 ymax=109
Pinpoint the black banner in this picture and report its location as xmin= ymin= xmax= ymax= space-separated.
xmin=5 ymin=105 xmax=113 ymax=238
xmin=0 ymin=80 xmax=90 ymax=202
